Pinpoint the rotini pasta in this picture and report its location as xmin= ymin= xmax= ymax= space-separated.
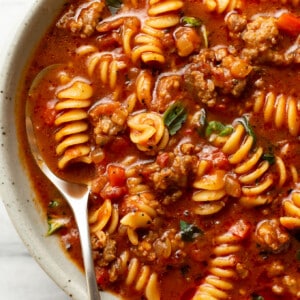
xmin=275 ymin=156 xmax=299 ymax=188
xmin=96 ymin=16 xmax=141 ymax=57
xmin=89 ymin=199 xmax=119 ymax=235
xmin=111 ymin=251 xmax=160 ymax=300
xmin=210 ymin=122 xmax=274 ymax=205
xmin=127 ymin=111 xmax=169 ymax=154
xmin=120 ymin=187 xmax=160 ymax=245
xmin=253 ymin=91 xmax=300 ymax=137
xmin=54 ymin=77 xmax=93 ymax=169
xmin=192 ymin=166 xmax=227 ymax=215
xmin=280 ymin=190 xmax=300 ymax=229
xmin=135 ymin=70 xmax=154 ymax=108
xmin=193 ymin=223 xmax=245 ymax=299
xmin=131 ymin=0 xmax=183 ymax=64
xmin=76 ymin=47 xmax=128 ymax=100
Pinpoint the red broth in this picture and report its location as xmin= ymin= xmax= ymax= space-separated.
xmin=17 ymin=0 xmax=300 ymax=299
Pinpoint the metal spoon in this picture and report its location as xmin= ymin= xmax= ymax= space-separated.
xmin=25 ymin=112 xmax=100 ymax=300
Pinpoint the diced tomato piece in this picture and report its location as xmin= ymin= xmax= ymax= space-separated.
xmin=277 ymin=13 xmax=300 ymax=36
xmin=109 ymin=136 xmax=130 ymax=153
xmin=156 ymin=152 xmax=170 ymax=167
xmin=211 ymin=151 xmax=230 ymax=170
xmin=199 ymin=151 xmax=229 ymax=170
xmin=107 ymin=165 xmax=126 ymax=187
xmin=95 ymin=267 xmax=109 ymax=288
xmin=229 ymin=219 xmax=251 ymax=240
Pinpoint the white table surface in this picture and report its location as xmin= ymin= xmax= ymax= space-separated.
xmin=0 ymin=1 xmax=70 ymax=299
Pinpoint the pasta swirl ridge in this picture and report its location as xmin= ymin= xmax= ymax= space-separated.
xmin=54 ymin=78 xmax=93 ymax=169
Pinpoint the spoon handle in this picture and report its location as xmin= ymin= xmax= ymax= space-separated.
xmin=69 ymin=190 xmax=101 ymax=300
xmin=26 ymin=115 xmax=100 ymax=299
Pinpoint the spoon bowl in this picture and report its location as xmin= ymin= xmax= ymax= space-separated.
xmin=25 ymin=108 xmax=100 ymax=300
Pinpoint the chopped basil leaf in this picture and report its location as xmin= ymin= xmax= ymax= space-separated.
xmin=47 ymin=215 xmax=69 ymax=236
xmin=163 ymin=101 xmax=187 ymax=136
xmin=262 ymin=153 xmax=275 ymax=165
xmin=106 ymin=0 xmax=122 ymax=15
xmin=180 ymin=220 xmax=203 ymax=242
xmin=205 ymin=121 xmax=233 ymax=137
xmin=181 ymin=16 xmax=202 ymax=27
xmin=236 ymin=115 xmax=256 ymax=144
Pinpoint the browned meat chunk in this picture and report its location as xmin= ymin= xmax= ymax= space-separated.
xmin=91 ymin=232 xmax=117 ymax=266
xmin=255 ymin=219 xmax=290 ymax=254
xmin=151 ymin=75 xmax=183 ymax=112
xmin=184 ymin=48 xmax=252 ymax=106
xmin=242 ymin=17 xmax=279 ymax=53
xmin=89 ymin=101 xmax=128 ymax=145
xmin=140 ymin=144 xmax=198 ymax=203
xmin=226 ymin=12 xmax=247 ymax=34
xmin=57 ymin=0 xmax=106 ymax=38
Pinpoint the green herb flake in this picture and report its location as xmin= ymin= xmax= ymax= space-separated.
xmin=181 ymin=16 xmax=202 ymax=27
xmin=236 ymin=115 xmax=256 ymax=143
xmin=180 ymin=220 xmax=203 ymax=242
xmin=262 ymin=153 xmax=275 ymax=165
xmin=48 ymin=200 xmax=60 ymax=208
xmin=163 ymin=101 xmax=187 ymax=136
xmin=106 ymin=0 xmax=122 ymax=15
xmin=205 ymin=121 xmax=233 ymax=137
xmin=47 ymin=215 xmax=69 ymax=236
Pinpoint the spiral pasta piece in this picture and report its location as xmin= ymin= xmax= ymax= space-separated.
xmin=121 ymin=211 xmax=153 ymax=245
xmin=280 ymin=190 xmax=300 ymax=229
xmin=135 ymin=70 xmax=154 ymax=108
xmin=131 ymin=0 xmax=183 ymax=64
xmin=89 ymin=199 xmax=119 ymax=236
xmin=213 ymin=129 xmax=274 ymax=206
xmin=120 ymin=191 xmax=159 ymax=245
xmin=193 ymin=225 xmax=244 ymax=300
xmin=127 ymin=112 xmax=169 ymax=154
xmin=54 ymin=79 xmax=93 ymax=169
xmin=96 ymin=16 xmax=141 ymax=56
xmin=253 ymin=91 xmax=300 ymax=137
xmin=211 ymin=123 xmax=274 ymax=206
xmin=203 ymin=0 xmax=244 ymax=14
xmin=86 ymin=52 xmax=127 ymax=89
xmin=76 ymin=46 xmax=128 ymax=99
xmin=192 ymin=166 xmax=227 ymax=215
xmin=112 ymin=251 xmax=160 ymax=299
xmin=275 ymin=156 xmax=298 ymax=188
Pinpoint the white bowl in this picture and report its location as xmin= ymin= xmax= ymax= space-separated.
xmin=0 ymin=1 xmax=115 ymax=299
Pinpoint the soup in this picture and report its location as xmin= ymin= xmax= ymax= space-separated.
xmin=18 ymin=0 xmax=300 ymax=299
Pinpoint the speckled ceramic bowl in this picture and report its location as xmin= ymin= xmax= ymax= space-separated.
xmin=0 ymin=1 xmax=115 ymax=299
